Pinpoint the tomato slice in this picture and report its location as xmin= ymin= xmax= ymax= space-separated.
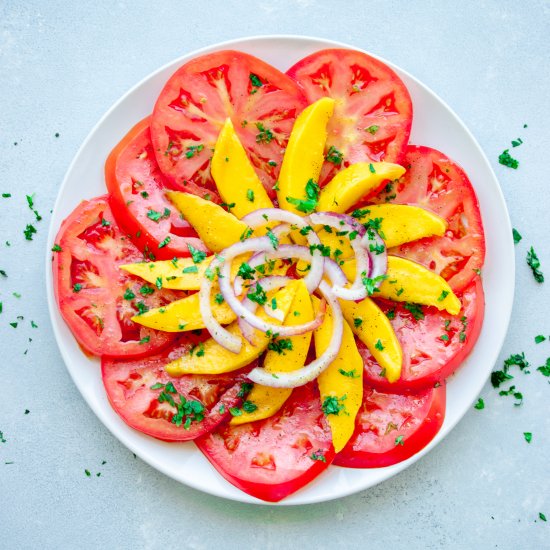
xmin=196 ymin=383 xmax=335 ymax=502
xmin=53 ymin=196 xmax=177 ymax=358
xmin=372 ymin=145 xmax=486 ymax=292
xmin=286 ymin=48 xmax=412 ymax=187
xmin=151 ymin=50 xmax=308 ymax=198
xmin=333 ymin=384 xmax=446 ymax=468
xmin=361 ymin=277 xmax=484 ymax=393
xmin=102 ymin=336 xmax=252 ymax=441
xmin=105 ymin=117 xmax=210 ymax=260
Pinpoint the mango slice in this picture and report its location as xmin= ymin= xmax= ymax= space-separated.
xmin=277 ymin=97 xmax=334 ymax=215
xmin=211 ymin=118 xmax=273 ymax=218
xmin=316 ymin=162 xmax=405 ymax=213
xmin=121 ymin=256 xmax=213 ymax=290
xmin=165 ymin=281 xmax=300 ymax=376
xmin=351 ymin=204 xmax=447 ymax=248
xmin=230 ymin=280 xmax=314 ymax=425
xmin=378 ymin=256 xmax=461 ymax=315
xmin=166 ymin=192 xmax=249 ymax=252
xmin=340 ymin=297 xmax=403 ymax=383
xmin=314 ymin=300 xmax=363 ymax=452
xmin=132 ymin=291 xmax=236 ymax=332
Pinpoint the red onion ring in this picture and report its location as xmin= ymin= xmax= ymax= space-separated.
xmin=247 ymin=281 xmax=343 ymax=388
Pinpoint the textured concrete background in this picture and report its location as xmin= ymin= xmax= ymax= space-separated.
xmin=1 ymin=1 xmax=549 ymax=548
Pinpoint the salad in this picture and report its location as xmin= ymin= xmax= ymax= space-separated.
xmin=52 ymin=48 xmax=485 ymax=502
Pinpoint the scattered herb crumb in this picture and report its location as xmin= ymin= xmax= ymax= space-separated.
xmin=534 ymin=335 xmax=546 ymax=344
xmin=527 ymin=246 xmax=544 ymax=283
xmin=523 ymin=432 xmax=532 ymax=443
xmin=498 ymin=149 xmax=519 ymax=169
xmin=512 ymin=228 xmax=522 ymax=244
xmin=474 ymin=398 xmax=485 ymax=410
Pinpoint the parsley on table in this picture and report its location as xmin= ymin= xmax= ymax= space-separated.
xmin=540 ymin=513 xmax=547 ymax=522
xmin=523 ymin=432 xmax=532 ymax=443
xmin=322 ymin=395 xmax=347 ymax=416
xmin=474 ymin=398 xmax=485 ymax=410
xmin=23 ymin=224 xmax=37 ymax=240
xmin=187 ymin=244 xmax=207 ymax=264
xmin=325 ymin=145 xmax=344 ymax=166
xmin=498 ymin=149 xmax=519 ymax=169
xmin=498 ymin=385 xmax=523 ymax=406
xmin=310 ymin=450 xmax=326 ymax=462
xmin=526 ymin=246 xmax=544 ymax=282
xmin=512 ymin=228 xmax=522 ymax=244
xmin=534 ymin=335 xmax=546 ymax=344
xmin=2 ymin=193 xmax=11 ymax=198
xmin=537 ymin=358 xmax=550 ymax=377
xmin=511 ymin=137 xmax=523 ymax=147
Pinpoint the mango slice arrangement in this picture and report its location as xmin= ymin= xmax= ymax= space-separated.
xmin=123 ymin=99 xmax=459 ymax=454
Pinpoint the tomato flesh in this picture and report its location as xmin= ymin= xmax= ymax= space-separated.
xmin=53 ymin=196 xmax=177 ymax=357
xmin=196 ymin=383 xmax=335 ymax=502
xmin=151 ymin=50 xmax=308 ymax=198
xmin=333 ymin=384 xmax=446 ymax=468
xmin=361 ymin=277 xmax=484 ymax=392
xmin=372 ymin=145 xmax=485 ymax=292
xmin=102 ymin=336 xmax=252 ymax=441
xmin=286 ymin=48 xmax=412 ymax=187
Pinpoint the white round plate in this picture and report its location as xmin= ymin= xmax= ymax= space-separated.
xmin=45 ymin=35 xmax=514 ymax=505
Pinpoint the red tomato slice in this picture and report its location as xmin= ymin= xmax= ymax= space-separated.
xmin=361 ymin=277 xmax=484 ymax=393
xmin=372 ymin=145 xmax=486 ymax=292
xmin=196 ymin=383 xmax=335 ymax=502
xmin=53 ymin=196 xmax=177 ymax=358
xmin=102 ymin=336 xmax=252 ymax=441
xmin=151 ymin=50 xmax=308 ymax=198
xmin=105 ymin=117 xmax=210 ymax=260
xmin=333 ymin=384 xmax=446 ymax=468
xmin=286 ymin=48 xmax=412 ymax=187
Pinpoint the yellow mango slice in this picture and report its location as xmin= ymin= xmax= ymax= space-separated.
xmin=230 ymin=280 xmax=314 ymax=425
xmin=165 ymin=281 xmax=300 ymax=376
xmin=314 ymin=299 xmax=363 ymax=452
xmin=166 ymin=192 xmax=249 ymax=252
xmin=378 ymin=256 xmax=461 ymax=315
xmin=132 ymin=291 xmax=236 ymax=332
xmin=120 ymin=256 xmax=213 ymax=290
xmin=211 ymin=118 xmax=273 ymax=219
xmin=277 ymin=97 xmax=334 ymax=215
xmin=352 ymin=204 xmax=447 ymax=248
xmin=316 ymin=162 xmax=405 ymax=213
xmin=339 ymin=298 xmax=403 ymax=383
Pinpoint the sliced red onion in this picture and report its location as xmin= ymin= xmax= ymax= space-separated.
xmin=310 ymin=212 xmax=372 ymax=301
xmin=236 ymin=209 xmax=324 ymax=294
xmin=247 ymin=281 xmax=343 ymax=388
xmin=237 ymin=276 xmax=292 ymax=344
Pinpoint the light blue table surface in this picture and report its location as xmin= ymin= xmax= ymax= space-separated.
xmin=1 ymin=1 xmax=549 ymax=548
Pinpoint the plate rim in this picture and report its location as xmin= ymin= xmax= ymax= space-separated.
xmin=45 ymin=33 xmax=515 ymax=506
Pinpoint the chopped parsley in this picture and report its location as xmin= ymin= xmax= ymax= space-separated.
xmin=394 ymin=435 xmax=405 ymax=446
xmin=540 ymin=513 xmax=547 ymax=522
xmin=369 ymin=163 xmax=376 ymax=173
xmin=534 ymin=335 xmax=546 ymax=344
xmin=23 ymin=224 xmax=37 ymax=240
xmin=2 ymin=193 xmax=11 ymax=198
xmin=361 ymin=273 xmax=387 ymax=296
xmin=523 ymin=432 xmax=532 ymax=443
xmin=325 ymin=145 xmax=344 ymax=166
xmin=237 ymin=383 xmax=253 ymax=398
xmin=214 ymin=293 xmax=224 ymax=304
xmin=73 ymin=283 xmax=83 ymax=293
xmin=135 ymin=301 xmax=149 ymax=315
xmin=365 ymin=125 xmax=379 ymax=135
xmin=404 ymin=303 xmax=425 ymax=321
xmin=221 ymin=202 xmax=236 ymax=213
xmin=185 ymin=144 xmax=204 ymax=159
xmin=237 ymin=262 xmax=255 ymax=280
xmin=249 ymin=73 xmax=263 ymax=88
xmin=511 ymin=137 xmax=523 ymax=147
xmin=187 ymin=244 xmax=207 ymax=264
xmin=375 ymin=339 xmax=384 ymax=351
xmin=322 ymin=395 xmax=347 ymax=416
xmin=255 ymin=122 xmax=274 ymax=144
xmin=310 ymin=450 xmax=326 ymax=463
xmin=498 ymin=385 xmax=523 ymax=406
xmin=351 ymin=208 xmax=370 ymax=219
xmin=246 ymin=189 xmax=255 ymax=202
xmin=242 ymin=401 xmax=258 ymax=414
xmin=286 ymin=179 xmax=320 ymax=214
xmin=51 ymin=244 xmax=62 ymax=252
xmin=155 ymin=277 xmax=163 ymax=290
xmin=537 ymin=358 xmax=550 ymax=377
xmin=147 ymin=208 xmax=170 ymax=222
xmin=474 ymin=398 xmax=485 ymax=410
xmin=123 ymin=289 xmax=135 ymax=300
xmin=353 ymin=318 xmax=363 ymax=328
xmin=437 ymin=290 xmax=449 ymax=302
xmin=338 ymin=368 xmax=360 ymax=378
xmin=512 ymin=228 xmax=522 ymax=244
xmin=267 ymin=338 xmax=293 ymax=355
xmin=526 ymin=246 xmax=544 ymax=283
xmin=386 ymin=308 xmax=396 ymax=320
xmin=266 ymin=229 xmax=279 ymax=250
xmin=139 ymin=336 xmax=151 ymax=345
xmin=369 ymin=242 xmax=385 ymax=255
xmin=246 ymin=283 xmax=267 ymax=306
xmin=239 ymin=227 xmax=253 ymax=241
xmin=498 ymin=149 xmax=519 ymax=169
xmin=101 ymin=218 xmax=111 ymax=227
xmin=182 ymin=265 xmax=199 ymax=274
xmin=139 ymin=284 xmax=154 ymax=296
